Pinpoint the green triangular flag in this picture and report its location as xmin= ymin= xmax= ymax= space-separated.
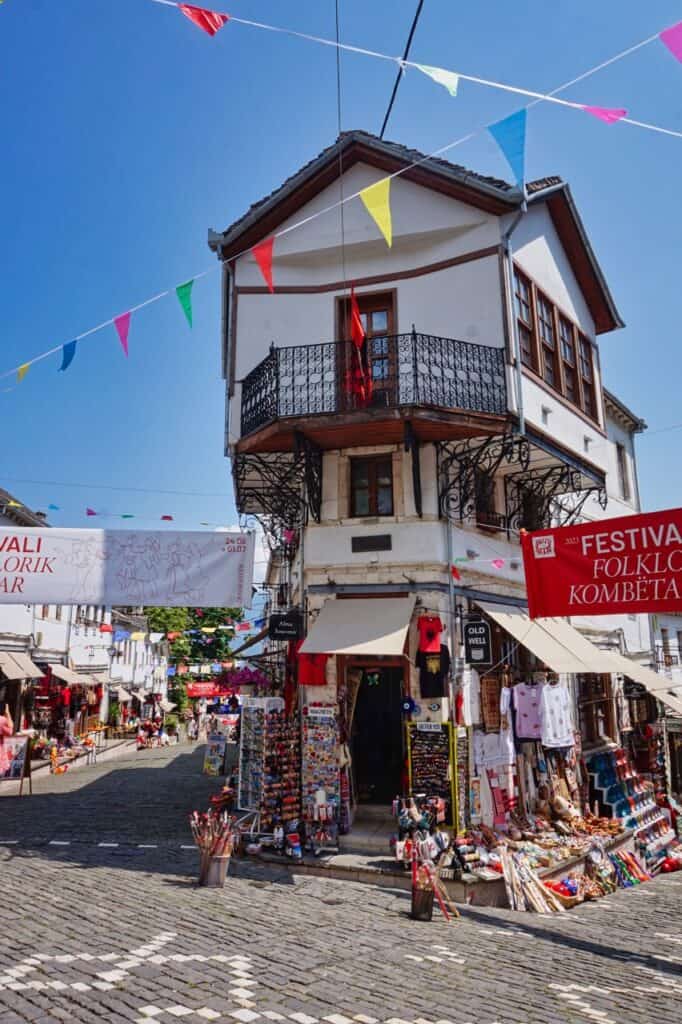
xmin=176 ymin=279 xmax=194 ymax=327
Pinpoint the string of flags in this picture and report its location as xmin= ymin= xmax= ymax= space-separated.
xmin=450 ymin=549 xmax=522 ymax=581
xmin=1 ymin=499 xmax=237 ymax=528
xmin=4 ymin=12 xmax=682 ymax=389
xmin=108 ymin=617 xmax=266 ymax=644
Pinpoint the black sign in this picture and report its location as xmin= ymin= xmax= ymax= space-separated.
xmin=268 ymin=610 xmax=303 ymax=641
xmin=463 ymin=618 xmax=492 ymax=666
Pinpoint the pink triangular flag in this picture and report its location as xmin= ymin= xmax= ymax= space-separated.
xmin=660 ymin=22 xmax=682 ymax=62
xmin=114 ymin=312 xmax=131 ymax=356
xmin=179 ymin=4 xmax=229 ymax=37
xmin=86 ymin=508 xmax=97 ymax=517
xmin=252 ymin=237 xmax=275 ymax=293
xmin=491 ymin=558 xmax=505 ymax=570
xmin=583 ymin=106 xmax=627 ymax=125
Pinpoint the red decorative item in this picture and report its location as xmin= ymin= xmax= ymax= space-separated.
xmin=417 ymin=615 xmax=443 ymax=654
xmin=99 ymin=623 xmax=113 ymax=633
xmin=161 ymin=514 xmax=174 ymax=521
xmin=350 ymin=287 xmax=365 ymax=350
xmin=252 ymin=236 xmax=275 ymax=293
xmin=450 ymin=564 xmax=461 ymax=581
xmin=179 ymin=4 xmax=230 ymax=37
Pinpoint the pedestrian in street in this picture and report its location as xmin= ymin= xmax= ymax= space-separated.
xmin=187 ymin=718 xmax=197 ymax=743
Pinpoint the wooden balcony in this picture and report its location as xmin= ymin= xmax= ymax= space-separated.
xmin=237 ymin=332 xmax=509 ymax=453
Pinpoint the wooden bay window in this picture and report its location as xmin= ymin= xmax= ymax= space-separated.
xmin=513 ymin=268 xmax=537 ymax=371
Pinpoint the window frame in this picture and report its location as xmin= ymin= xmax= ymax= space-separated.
xmin=350 ymin=455 xmax=394 ymax=518
xmin=578 ymin=673 xmax=617 ymax=747
xmin=512 ymin=263 xmax=601 ymax=425
xmin=615 ymin=442 xmax=631 ymax=502
xmin=513 ymin=267 xmax=538 ymax=371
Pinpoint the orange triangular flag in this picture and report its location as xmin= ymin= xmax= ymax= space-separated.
xmin=253 ymin=237 xmax=275 ymax=293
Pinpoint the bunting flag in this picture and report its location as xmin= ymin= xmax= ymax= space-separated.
xmin=491 ymin=559 xmax=506 ymax=569
xmin=252 ymin=236 xmax=275 ymax=292
xmin=176 ymin=280 xmax=194 ymax=327
xmin=121 ymin=514 xmax=135 ymax=519
xmin=86 ymin=508 xmax=97 ymax=516
xmin=130 ymin=631 xmax=146 ymax=641
xmin=489 ymin=109 xmax=526 ymax=187
xmin=167 ymin=632 xmax=181 ymax=641
xmin=450 ymin=564 xmax=461 ymax=581
xmin=100 ymin=624 xmax=113 ymax=633
xmin=236 ymin=622 xmax=251 ymax=632
xmin=179 ymin=4 xmax=229 ymax=36
xmin=416 ymin=63 xmax=459 ymax=97
xmin=113 ymin=630 xmax=130 ymax=642
xmin=359 ymin=178 xmax=393 ymax=247
xmin=161 ymin=514 xmax=174 ymax=521
xmin=114 ymin=312 xmax=131 ymax=357
xmin=48 ymin=504 xmax=60 ymax=511
xmin=660 ymin=22 xmax=682 ymax=62
xmin=201 ymin=627 xmax=217 ymax=634
xmin=59 ymin=341 xmax=77 ymax=372
xmin=17 ymin=363 xmax=30 ymax=383
xmin=583 ymin=106 xmax=627 ymax=125
xmin=6 ymin=500 xmax=22 ymax=508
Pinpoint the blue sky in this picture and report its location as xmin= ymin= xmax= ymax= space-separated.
xmin=2 ymin=0 xmax=682 ymax=528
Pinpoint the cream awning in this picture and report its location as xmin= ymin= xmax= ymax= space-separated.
xmin=0 ymin=651 xmax=43 ymax=681
xmin=50 ymin=665 xmax=93 ymax=686
xmin=604 ymin=651 xmax=682 ymax=717
xmin=477 ymin=603 xmax=592 ymax=673
xmin=299 ymin=597 xmax=416 ymax=656
xmin=537 ymin=618 xmax=622 ymax=674
xmin=112 ymin=686 xmax=134 ymax=702
xmin=159 ymin=699 xmax=176 ymax=713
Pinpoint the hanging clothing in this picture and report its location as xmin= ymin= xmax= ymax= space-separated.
xmin=417 ymin=615 xmax=443 ymax=654
xmin=417 ymin=644 xmax=450 ymax=698
xmin=480 ymin=675 xmax=502 ymax=732
xmin=298 ymin=652 xmax=329 ymax=686
xmin=460 ymin=667 xmax=481 ymax=727
xmin=512 ymin=681 xmax=544 ymax=740
xmin=0 ymin=710 xmax=14 ymax=776
xmin=540 ymin=680 xmax=573 ymax=748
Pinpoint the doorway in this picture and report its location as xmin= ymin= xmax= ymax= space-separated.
xmin=351 ymin=665 xmax=404 ymax=804
xmin=337 ymin=290 xmax=397 ymax=409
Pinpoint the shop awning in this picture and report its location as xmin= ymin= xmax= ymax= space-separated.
xmin=112 ymin=686 xmax=134 ymax=702
xmin=299 ymin=597 xmax=416 ymax=656
xmin=159 ymin=699 xmax=176 ymax=713
xmin=50 ymin=664 xmax=89 ymax=686
xmin=0 ymin=651 xmax=43 ymax=681
xmin=476 ymin=603 xmax=592 ymax=673
xmin=604 ymin=651 xmax=682 ymax=717
xmin=536 ymin=618 xmax=621 ymax=674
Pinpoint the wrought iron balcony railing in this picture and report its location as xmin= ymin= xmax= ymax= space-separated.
xmin=240 ymin=332 xmax=507 ymax=437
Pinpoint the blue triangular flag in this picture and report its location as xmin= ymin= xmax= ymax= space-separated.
xmin=59 ymin=340 xmax=77 ymax=372
xmin=48 ymin=503 xmax=60 ymax=511
xmin=489 ymin=109 xmax=526 ymax=187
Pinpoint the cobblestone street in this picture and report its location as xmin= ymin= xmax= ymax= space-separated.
xmin=1 ymin=744 xmax=680 ymax=1024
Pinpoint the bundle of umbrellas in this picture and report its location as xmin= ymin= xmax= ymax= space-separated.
xmin=189 ymin=809 xmax=236 ymax=858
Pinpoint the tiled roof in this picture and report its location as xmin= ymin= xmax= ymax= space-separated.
xmin=0 ymin=488 xmax=47 ymax=527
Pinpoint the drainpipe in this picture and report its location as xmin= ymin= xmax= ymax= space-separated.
xmin=502 ymin=199 xmax=527 ymax=436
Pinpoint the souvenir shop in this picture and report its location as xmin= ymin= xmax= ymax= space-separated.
xmin=32 ymin=664 xmax=103 ymax=739
xmin=0 ymin=651 xmax=43 ymax=731
xmin=233 ymin=592 xmax=682 ymax=901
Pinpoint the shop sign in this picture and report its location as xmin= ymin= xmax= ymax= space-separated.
xmin=268 ymin=610 xmax=303 ymax=640
xmin=416 ymin=721 xmax=442 ymax=733
xmin=306 ymin=705 xmax=335 ymax=721
xmin=463 ymin=618 xmax=492 ymax=665
xmin=187 ymin=681 xmax=221 ymax=698
xmin=521 ymin=507 xmax=682 ymax=618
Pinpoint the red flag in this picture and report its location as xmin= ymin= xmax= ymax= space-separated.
xmin=350 ymin=288 xmax=365 ymax=350
xmin=179 ymin=4 xmax=229 ymax=36
xmin=450 ymin=565 xmax=461 ymax=581
xmin=253 ymin=237 xmax=275 ymax=292
xmin=114 ymin=312 xmax=131 ymax=357
xmin=161 ymin=514 xmax=173 ymax=521
xmin=86 ymin=508 xmax=97 ymax=517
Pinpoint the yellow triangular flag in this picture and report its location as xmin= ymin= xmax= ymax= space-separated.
xmin=7 ymin=500 xmax=22 ymax=508
xmin=17 ymin=363 xmax=30 ymax=383
xmin=359 ymin=177 xmax=393 ymax=247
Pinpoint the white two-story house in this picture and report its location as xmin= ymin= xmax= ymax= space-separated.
xmin=208 ymin=131 xmax=676 ymax=829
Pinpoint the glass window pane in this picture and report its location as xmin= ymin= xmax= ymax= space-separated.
xmin=352 ymin=462 xmax=369 ymax=487
xmin=376 ymin=462 xmax=392 ymax=486
xmin=377 ymin=487 xmax=393 ymax=515
xmin=371 ymin=337 xmax=388 ymax=355
xmin=372 ymin=310 xmax=388 ymax=332
xmin=353 ymin=489 xmax=370 ymax=516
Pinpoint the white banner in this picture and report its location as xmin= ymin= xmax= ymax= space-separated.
xmin=0 ymin=528 xmax=255 ymax=608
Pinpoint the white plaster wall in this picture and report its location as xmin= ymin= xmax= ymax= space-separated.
xmin=521 ymin=376 xmax=607 ymax=470
xmin=505 ymin=205 xmax=595 ymax=336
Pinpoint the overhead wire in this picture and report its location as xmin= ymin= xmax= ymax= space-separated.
xmin=2 ymin=12 xmax=680 ymax=385
xmin=379 ymin=0 xmax=425 ymax=139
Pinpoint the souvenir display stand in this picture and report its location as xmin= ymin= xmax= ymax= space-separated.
xmin=238 ymin=698 xmax=285 ymax=816
xmin=406 ymin=721 xmax=457 ymax=827
xmin=301 ymin=703 xmax=340 ymax=842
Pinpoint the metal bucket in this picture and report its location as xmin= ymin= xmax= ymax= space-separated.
xmin=410 ymin=886 xmax=434 ymax=921
xmin=198 ymin=853 xmax=231 ymax=887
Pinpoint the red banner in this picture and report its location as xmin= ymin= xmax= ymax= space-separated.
xmin=521 ymin=508 xmax=682 ymax=619
xmin=186 ymin=682 xmax=222 ymax=698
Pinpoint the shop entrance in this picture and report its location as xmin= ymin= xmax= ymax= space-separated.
xmin=351 ymin=665 xmax=404 ymax=804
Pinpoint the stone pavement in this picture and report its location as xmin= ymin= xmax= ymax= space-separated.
xmin=1 ymin=745 xmax=681 ymax=1024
